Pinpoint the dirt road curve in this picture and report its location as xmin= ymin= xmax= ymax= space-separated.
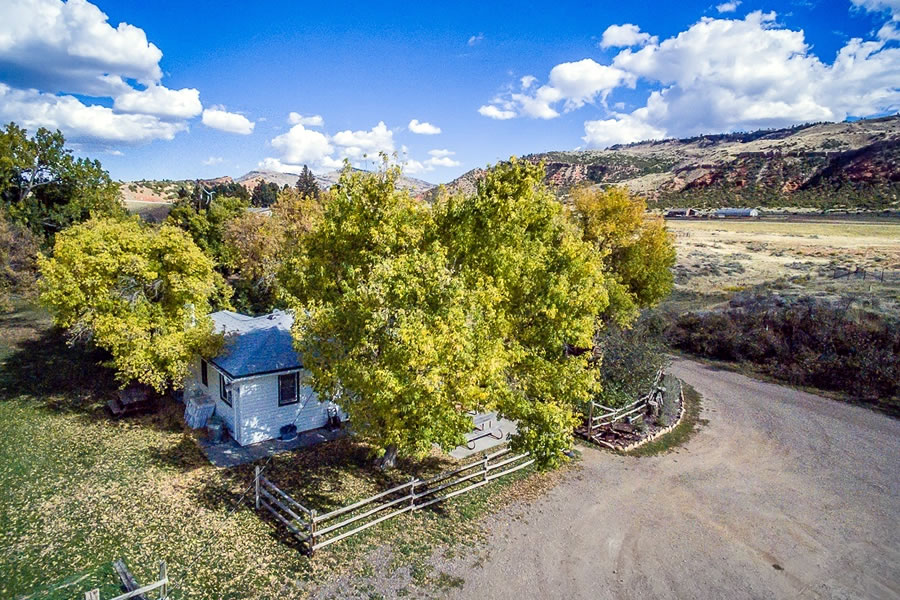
xmin=448 ymin=359 xmax=900 ymax=600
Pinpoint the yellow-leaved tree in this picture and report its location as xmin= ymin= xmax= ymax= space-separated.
xmin=38 ymin=217 xmax=228 ymax=392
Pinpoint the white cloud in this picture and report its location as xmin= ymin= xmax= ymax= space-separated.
xmin=520 ymin=75 xmax=537 ymax=89
xmin=403 ymin=148 xmax=461 ymax=174
xmin=0 ymin=83 xmax=187 ymax=143
xmin=113 ymin=85 xmax=202 ymax=119
xmin=0 ymin=0 xmax=163 ymax=96
xmin=575 ymin=11 xmax=900 ymax=147
xmin=288 ymin=112 xmax=324 ymax=127
xmin=269 ymin=123 xmax=334 ymax=166
xmin=599 ymin=24 xmax=658 ymax=49
xmin=201 ymin=107 xmax=255 ymax=135
xmin=716 ymin=1 xmax=742 ymax=13
xmin=332 ymin=121 xmax=395 ymax=158
xmin=478 ymin=104 xmax=517 ymax=120
xmin=428 ymin=149 xmax=454 ymax=158
xmin=851 ymin=0 xmax=900 ymax=40
xmin=479 ymin=59 xmax=632 ymax=120
xmin=203 ymin=156 xmax=223 ymax=166
xmin=468 ymin=33 xmax=485 ymax=46
xmin=408 ymin=119 xmax=442 ymax=134
xmin=583 ymin=113 xmax=666 ymax=147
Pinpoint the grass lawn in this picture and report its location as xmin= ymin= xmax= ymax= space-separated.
xmin=0 ymin=302 xmax=567 ymax=600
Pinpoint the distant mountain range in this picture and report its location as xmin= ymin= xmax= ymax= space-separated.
xmin=441 ymin=115 xmax=900 ymax=210
xmin=122 ymin=116 xmax=900 ymax=211
xmin=120 ymin=168 xmax=435 ymax=205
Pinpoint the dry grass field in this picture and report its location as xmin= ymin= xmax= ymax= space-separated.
xmin=666 ymin=217 xmax=900 ymax=315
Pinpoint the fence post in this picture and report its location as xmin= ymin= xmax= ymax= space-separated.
xmin=254 ymin=466 xmax=260 ymax=510
xmin=483 ymin=456 xmax=489 ymax=482
xmin=409 ymin=477 xmax=417 ymax=509
xmin=85 ymin=590 xmax=99 ymax=600
xmin=158 ymin=561 xmax=167 ymax=600
xmin=587 ymin=401 xmax=594 ymax=437
xmin=309 ymin=509 xmax=317 ymax=556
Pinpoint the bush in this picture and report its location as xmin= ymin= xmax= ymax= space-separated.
xmin=594 ymin=311 xmax=670 ymax=408
xmin=667 ymin=293 xmax=900 ymax=406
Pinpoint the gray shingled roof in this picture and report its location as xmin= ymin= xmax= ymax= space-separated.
xmin=209 ymin=310 xmax=302 ymax=378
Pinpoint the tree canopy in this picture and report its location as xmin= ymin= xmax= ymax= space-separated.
xmin=570 ymin=185 xmax=675 ymax=320
xmin=281 ymin=159 xmax=659 ymax=468
xmin=38 ymin=217 xmax=228 ymax=391
xmin=165 ymin=193 xmax=248 ymax=265
xmin=0 ymin=123 xmax=123 ymax=239
xmin=251 ymin=181 xmax=280 ymax=207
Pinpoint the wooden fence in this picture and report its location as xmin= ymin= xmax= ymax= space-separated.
xmin=254 ymin=447 xmax=533 ymax=554
xmin=84 ymin=561 xmax=167 ymax=600
xmin=832 ymin=266 xmax=896 ymax=282
xmin=583 ymin=369 xmax=665 ymax=445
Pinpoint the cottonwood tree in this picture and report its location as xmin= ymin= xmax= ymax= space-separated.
xmin=282 ymin=165 xmax=495 ymax=468
xmin=0 ymin=123 xmax=122 ymax=238
xmin=38 ymin=217 xmax=227 ymax=391
xmin=434 ymin=159 xmax=612 ymax=466
xmin=165 ymin=193 xmax=248 ymax=265
xmin=570 ymin=185 xmax=675 ymax=321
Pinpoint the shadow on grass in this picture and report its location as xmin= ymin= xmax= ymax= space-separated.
xmin=0 ymin=322 xmax=118 ymax=415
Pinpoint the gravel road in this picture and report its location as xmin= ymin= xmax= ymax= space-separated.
xmin=446 ymin=359 xmax=900 ymax=600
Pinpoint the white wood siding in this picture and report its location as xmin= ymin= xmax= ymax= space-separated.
xmin=235 ymin=370 xmax=332 ymax=445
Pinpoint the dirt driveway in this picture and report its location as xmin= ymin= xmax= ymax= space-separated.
xmin=446 ymin=359 xmax=900 ymax=600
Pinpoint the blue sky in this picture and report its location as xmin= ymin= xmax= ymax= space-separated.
xmin=1 ymin=0 xmax=898 ymax=183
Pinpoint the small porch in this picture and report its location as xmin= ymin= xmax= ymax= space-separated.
xmin=198 ymin=426 xmax=346 ymax=468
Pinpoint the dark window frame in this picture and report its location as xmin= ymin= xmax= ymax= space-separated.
xmin=278 ymin=372 xmax=299 ymax=406
xmin=200 ymin=359 xmax=208 ymax=387
xmin=219 ymin=372 xmax=232 ymax=406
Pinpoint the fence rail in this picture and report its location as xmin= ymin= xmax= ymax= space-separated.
xmin=254 ymin=448 xmax=533 ymax=554
xmin=585 ymin=369 xmax=665 ymax=439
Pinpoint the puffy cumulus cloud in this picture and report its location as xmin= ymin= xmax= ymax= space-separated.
xmin=583 ymin=113 xmax=667 ymax=147
xmin=0 ymin=0 xmax=162 ymax=96
xmin=599 ymin=24 xmax=658 ymax=49
xmin=288 ymin=112 xmax=324 ymax=127
xmin=716 ymin=1 xmax=742 ymax=13
xmin=579 ymin=11 xmax=900 ymax=147
xmin=467 ymin=33 xmax=484 ymax=46
xmin=201 ymin=107 xmax=255 ymax=135
xmin=332 ymin=121 xmax=395 ymax=158
xmin=0 ymin=0 xmax=259 ymax=145
xmin=408 ymin=119 xmax=442 ymax=134
xmin=269 ymin=123 xmax=334 ymax=166
xmin=479 ymin=59 xmax=632 ymax=120
xmin=0 ymin=84 xmax=187 ymax=143
xmin=113 ymin=85 xmax=202 ymax=119
xmin=520 ymin=75 xmax=537 ymax=89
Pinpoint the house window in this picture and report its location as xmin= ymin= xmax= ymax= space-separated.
xmin=279 ymin=373 xmax=298 ymax=406
xmin=200 ymin=360 xmax=208 ymax=387
xmin=219 ymin=373 xmax=232 ymax=406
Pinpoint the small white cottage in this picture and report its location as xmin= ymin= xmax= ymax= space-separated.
xmin=183 ymin=309 xmax=341 ymax=446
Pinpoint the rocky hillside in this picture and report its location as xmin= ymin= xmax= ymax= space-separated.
xmin=443 ymin=116 xmax=900 ymax=210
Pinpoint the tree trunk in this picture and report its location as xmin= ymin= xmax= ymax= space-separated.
xmin=377 ymin=444 xmax=398 ymax=471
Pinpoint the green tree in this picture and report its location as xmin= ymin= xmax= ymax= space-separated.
xmin=285 ymin=159 xmax=615 ymax=468
xmin=295 ymin=165 xmax=321 ymax=199
xmin=0 ymin=122 xmax=123 ymax=238
xmin=38 ymin=217 xmax=228 ymax=391
xmin=165 ymin=194 xmax=248 ymax=264
xmin=434 ymin=159 xmax=612 ymax=466
xmin=251 ymin=181 xmax=279 ymax=207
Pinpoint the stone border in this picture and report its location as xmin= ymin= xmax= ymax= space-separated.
xmin=616 ymin=383 xmax=686 ymax=453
